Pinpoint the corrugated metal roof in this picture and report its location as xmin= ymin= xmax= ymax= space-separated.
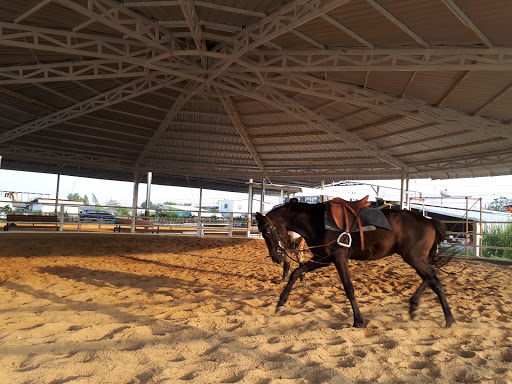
xmin=0 ymin=0 xmax=512 ymax=193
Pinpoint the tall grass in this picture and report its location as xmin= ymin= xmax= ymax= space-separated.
xmin=482 ymin=224 xmax=512 ymax=260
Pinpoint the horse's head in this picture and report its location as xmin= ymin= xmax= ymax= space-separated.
xmin=256 ymin=211 xmax=288 ymax=264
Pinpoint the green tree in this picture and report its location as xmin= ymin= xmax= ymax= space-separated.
xmin=139 ymin=200 xmax=161 ymax=209
xmin=115 ymin=207 xmax=131 ymax=217
xmin=67 ymin=192 xmax=82 ymax=201
xmin=83 ymin=194 xmax=90 ymax=206
xmin=487 ymin=196 xmax=512 ymax=212
xmin=92 ymin=193 xmax=100 ymax=206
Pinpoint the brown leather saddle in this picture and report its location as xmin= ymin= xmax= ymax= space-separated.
xmin=327 ymin=195 xmax=371 ymax=250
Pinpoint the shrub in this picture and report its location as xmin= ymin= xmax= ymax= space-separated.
xmin=482 ymin=224 xmax=512 ymax=260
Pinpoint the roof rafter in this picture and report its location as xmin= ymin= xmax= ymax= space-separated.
xmin=217 ymin=91 xmax=270 ymax=180
xmin=0 ymin=59 xmax=149 ymax=85
xmin=215 ymin=75 xmax=407 ymax=169
xmin=366 ymin=0 xmax=429 ymax=48
xmin=55 ymin=0 xmax=187 ymax=52
xmin=473 ymin=80 xmax=512 ymax=115
xmin=441 ymin=0 xmax=493 ymax=48
xmin=321 ymin=14 xmax=374 ymax=48
xmin=241 ymin=48 xmax=512 ymax=72
xmin=0 ymin=74 xmax=184 ymax=144
xmin=135 ymin=80 xmax=200 ymax=166
xmin=124 ymin=1 xmax=267 ymax=18
xmin=227 ymin=71 xmax=512 ymax=140
xmin=178 ymin=0 xmax=207 ymax=67
xmin=129 ymin=0 xmax=352 ymax=164
xmin=213 ymin=0 xmax=351 ymax=57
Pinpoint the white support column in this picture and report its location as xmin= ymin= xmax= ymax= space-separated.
xmin=55 ymin=172 xmax=61 ymax=214
xmin=400 ymin=170 xmax=405 ymax=209
xmin=59 ymin=205 xmax=64 ymax=232
xmin=229 ymin=212 xmax=233 ymax=238
xmin=260 ymin=178 xmax=265 ymax=214
xmin=465 ymin=197 xmax=470 ymax=256
xmin=405 ymin=176 xmax=410 ymax=210
xmin=197 ymin=187 xmax=203 ymax=237
xmin=145 ymin=171 xmax=152 ymax=219
xmin=131 ymin=171 xmax=139 ymax=234
xmin=197 ymin=187 xmax=204 ymax=237
xmin=247 ymin=179 xmax=253 ymax=238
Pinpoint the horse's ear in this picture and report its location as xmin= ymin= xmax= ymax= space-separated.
xmin=255 ymin=212 xmax=264 ymax=222
xmin=362 ymin=195 xmax=369 ymax=203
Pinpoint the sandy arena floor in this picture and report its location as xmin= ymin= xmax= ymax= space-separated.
xmin=0 ymin=233 xmax=511 ymax=384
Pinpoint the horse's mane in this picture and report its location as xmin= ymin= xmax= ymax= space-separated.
xmin=267 ymin=201 xmax=325 ymax=216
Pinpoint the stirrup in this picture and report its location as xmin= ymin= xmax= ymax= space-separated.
xmin=337 ymin=232 xmax=352 ymax=248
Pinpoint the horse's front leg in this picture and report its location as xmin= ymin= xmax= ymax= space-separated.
xmin=279 ymin=260 xmax=291 ymax=283
xmin=333 ymin=252 xmax=364 ymax=328
xmin=275 ymin=260 xmax=325 ymax=313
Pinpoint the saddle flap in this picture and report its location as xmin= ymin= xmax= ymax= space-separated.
xmin=329 ymin=203 xmax=344 ymax=230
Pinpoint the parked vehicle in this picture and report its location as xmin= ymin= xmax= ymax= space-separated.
xmin=79 ymin=210 xmax=116 ymax=223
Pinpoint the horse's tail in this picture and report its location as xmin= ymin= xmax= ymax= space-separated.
xmin=428 ymin=217 xmax=452 ymax=268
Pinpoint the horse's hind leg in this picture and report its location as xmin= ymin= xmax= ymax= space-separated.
xmin=409 ymin=279 xmax=429 ymax=319
xmin=407 ymin=258 xmax=455 ymax=328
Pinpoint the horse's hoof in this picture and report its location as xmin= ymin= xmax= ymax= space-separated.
xmin=353 ymin=320 xmax=364 ymax=328
xmin=410 ymin=309 xmax=420 ymax=320
xmin=275 ymin=306 xmax=285 ymax=314
xmin=445 ymin=317 xmax=456 ymax=328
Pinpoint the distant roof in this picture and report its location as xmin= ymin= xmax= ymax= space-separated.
xmin=31 ymin=198 xmax=83 ymax=204
xmin=410 ymin=204 xmax=512 ymax=223
xmin=1 ymin=1 xmax=512 ymax=192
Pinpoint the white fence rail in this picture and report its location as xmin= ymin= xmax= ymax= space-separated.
xmin=0 ymin=201 xmax=259 ymax=238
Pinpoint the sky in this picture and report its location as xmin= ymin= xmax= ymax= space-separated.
xmin=1 ymin=168 xmax=512 ymax=209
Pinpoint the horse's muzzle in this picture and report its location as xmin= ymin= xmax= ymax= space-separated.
xmin=269 ymin=250 xmax=283 ymax=264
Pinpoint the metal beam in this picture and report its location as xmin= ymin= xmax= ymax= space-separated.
xmin=135 ymin=80 xmax=200 ymax=166
xmin=55 ymin=0 xmax=188 ymax=52
xmin=217 ymin=91 xmax=270 ymax=179
xmin=15 ymin=0 xmax=53 ymax=23
xmin=0 ymin=74 xmax=184 ymax=144
xmin=213 ymin=0 xmax=350 ymax=57
xmin=410 ymin=149 xmax=512 ymax=175
xmin=321 ymin=14 xmax=374 ymax=48
xmin=441 ymin=0 xmax=493 ymax=48
xmin=435 ymin=71 xmax=471 ymax=107
xmin=0 ymin=59 xmax=149 ymax=85
xmin=224 ymin=71 xmax=512 ymax=140
xmin=124 ymin=1 xmax=267 ymax=18
xmin=214 ymin=76 xmax=407 ymax=169
xmin=239 ymin=47 xmax=512 ymax=72
xmin=473 ymin=81 xmax=512 ymax=115
xmin=366 ymin=0 xmax=429 ymax=48
xmin=178 ymin=0 xmax=207 ymax=67
xmin=0 ymin=21 xmax=163 ymax=62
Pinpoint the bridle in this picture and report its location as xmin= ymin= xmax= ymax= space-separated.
xmin=261 ymin=206 xmax=362 ymax=265
xmin=261 ymin=216 xmax=289 ymax=259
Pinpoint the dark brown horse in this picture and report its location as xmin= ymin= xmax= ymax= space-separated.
xmin=256 ymin=197 xmax=455 ymax=328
